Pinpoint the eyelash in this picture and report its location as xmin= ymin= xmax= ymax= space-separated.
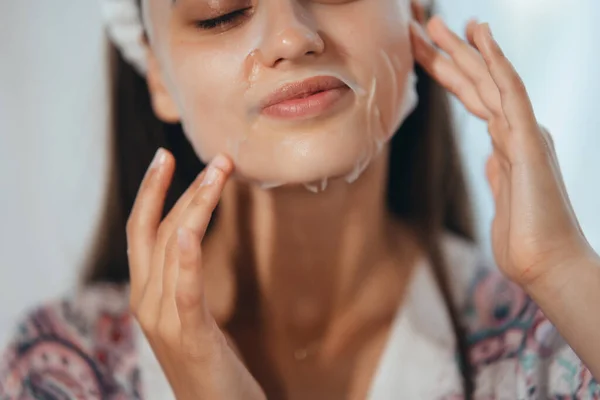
xmin=195 ymin=7 xmax=252 ymax=30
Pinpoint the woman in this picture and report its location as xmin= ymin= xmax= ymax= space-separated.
xmin=1 ymin=0 xmax=599 ymax=398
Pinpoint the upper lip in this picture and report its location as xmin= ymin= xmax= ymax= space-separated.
xmin=261 ymin=76 xmax=348 ymax=110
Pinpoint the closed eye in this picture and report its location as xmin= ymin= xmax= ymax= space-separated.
xmin=195 ymin=7 xmax=252 ymax=30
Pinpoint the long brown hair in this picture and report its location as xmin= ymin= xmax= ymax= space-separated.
xmin=84 ymin=14 xmax=475 ymax=398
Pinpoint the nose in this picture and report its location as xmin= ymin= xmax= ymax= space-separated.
xmin=257 ymin=1 xmax=325 ymax=68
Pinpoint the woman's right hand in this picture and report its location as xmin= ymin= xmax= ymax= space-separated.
xmin=126 ymin=148 xmax=265 ymax=400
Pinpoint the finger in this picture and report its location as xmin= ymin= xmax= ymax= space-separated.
xmin=155 ymin=228 xmax=207 ymax=346
xmin=473 ymin=23 xmax=538 ymax=133
xmin=127 ymin=148 xmax=174 ymax=309
xmin=158 ymin=169 xmax=208 ymax=237
xmin=140 ymin=168 xmax=208 ymax=322
xmin=162 ymin=154 xmax=234 ymax=311
xmin=177 ymin=154 xmax=234 ymax=242
xmin=487 ymin=115 xmax=513 ymax=160
xmin=410 ymin=22 xmax=491 ymax=120
xmin=427 ymin=16 xmax=503 ymax=116
xmin=485 ymin=154 xmax=502 ymax=201
xmin=175 ymin=226 xmax=213 ymax=335
xmin=465 ymin=18 xmax=478 ymax=48
xmin=143 ymin=168 xmax=207 ymax=288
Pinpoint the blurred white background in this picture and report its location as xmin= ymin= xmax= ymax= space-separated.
xmin=0 ymin=0 xmax=599 ymax=346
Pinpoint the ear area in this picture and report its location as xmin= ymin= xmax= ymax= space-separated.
xmin=145 ymin=48 xmax=180 ymax=124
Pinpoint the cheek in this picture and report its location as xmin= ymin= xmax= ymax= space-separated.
xmin=169 ymin=46 xmax=241 ymax=114
xmin=375 ymin=33 xmax=414 ymax=134
xmin=166 ymin=45 xmax=247 ymax=157
xmin=325 ymin=3 xmax=414 ymax=135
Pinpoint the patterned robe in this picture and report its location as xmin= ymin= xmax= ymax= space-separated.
xmin=1 ymin=235 xmax=598 ymax=399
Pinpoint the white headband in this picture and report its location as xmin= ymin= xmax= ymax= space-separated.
xmin=101 ymin=0 xmax=147 ymax=75
xmin=100 ymin=0 xmax=432 ymax=76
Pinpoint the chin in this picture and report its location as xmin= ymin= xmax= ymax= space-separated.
xmin=230 ymin=131 xmax=384 ymax=188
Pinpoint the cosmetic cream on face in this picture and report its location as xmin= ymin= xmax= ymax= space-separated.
xmin=145 ymin=0 xmax=419 ymax=190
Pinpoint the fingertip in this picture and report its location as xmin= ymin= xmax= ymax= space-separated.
xmin=427 ymin=15 xmax=445 ymax=36
xmin=150 ymin=148 xmax=167 ymax=168
xmin=472 ymin=23 xmax=492 ymax=59
xmin=481 ymin=22 xmax=492 ymax=38
xmin=142 ymin=149 xmax=176 ymax=194
xmin=210 ymin=153 xmax=235 ymax=175
xmin=465 ymin=19 xmax=478 ymax=40
xmin=131 ymin=148 xmax=175 ymax=229
xmin=486 ymin=24 xmax=506 ymax=59
xmin=428 ymin=14 xmax=444 ymax=27
xmin=478 ymin=23 xmax=502 ymax=56
xmin=165 ymin=149 xmax=176 ymax=167
xmin=149 ymin=147 xmax=175 ymax=171
xmin=425 ymin=18 xmax=436 ymax=37
xmin=479 ymin=23 xmax=493 ymax=46
xmin=410 ymin=20 xmax=431 ymax=47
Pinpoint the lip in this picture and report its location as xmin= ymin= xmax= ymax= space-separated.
xmin=261 ymin=76 xmax=351 ymax=119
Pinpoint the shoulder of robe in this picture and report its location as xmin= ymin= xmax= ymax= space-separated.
xmin=436 ymin=232 xmax=535 ymax=341
xmin=0 ymin=284 xmax=142 ymax=399
xmin=448 ymin=241 xmax=600 ymax=399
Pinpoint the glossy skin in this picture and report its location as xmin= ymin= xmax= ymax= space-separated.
xmin=142 ymin=0 xmax=416 ymax=186
xmin=125 ymin=1 xmax=600 ymax=398
xmin=412 ymin=15 xmax=600 ymax=381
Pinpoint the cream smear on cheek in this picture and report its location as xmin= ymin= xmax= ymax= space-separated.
xmin=150 ymin=0 xmax=419 ymax=192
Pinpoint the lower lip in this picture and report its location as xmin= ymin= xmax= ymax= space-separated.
xmin=262 ymin=87 xmax=351 ymax=119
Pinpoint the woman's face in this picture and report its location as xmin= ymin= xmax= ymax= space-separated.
xmin=143 ymin=0 xmax=418 ymax=188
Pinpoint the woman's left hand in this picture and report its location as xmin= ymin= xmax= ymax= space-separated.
xmin=409 ymin=17 xmax=599 ymax=290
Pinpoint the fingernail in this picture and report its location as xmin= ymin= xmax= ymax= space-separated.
xmin=483 ymin=23 xmax=493 ymax=39
xmin=211 ymin=154 xmax=231 ymax=172
xmin=201 ymin=166 xmax=220 ymax=187
xmin=483 ymin=23 xmax=503 ymax=55
xmin=200 ymin=154 xmax=231 ymax=187
xmin=411 ymin=21 xmax=433 ymax=46
xmin=150 ymin=148 xmax=167 ymax=169
xmin=177 ymin=227 xmax=191 ymax=251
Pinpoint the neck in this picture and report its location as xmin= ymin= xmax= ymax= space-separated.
xmin=210 ymin=146 xmax=418 ymax=350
